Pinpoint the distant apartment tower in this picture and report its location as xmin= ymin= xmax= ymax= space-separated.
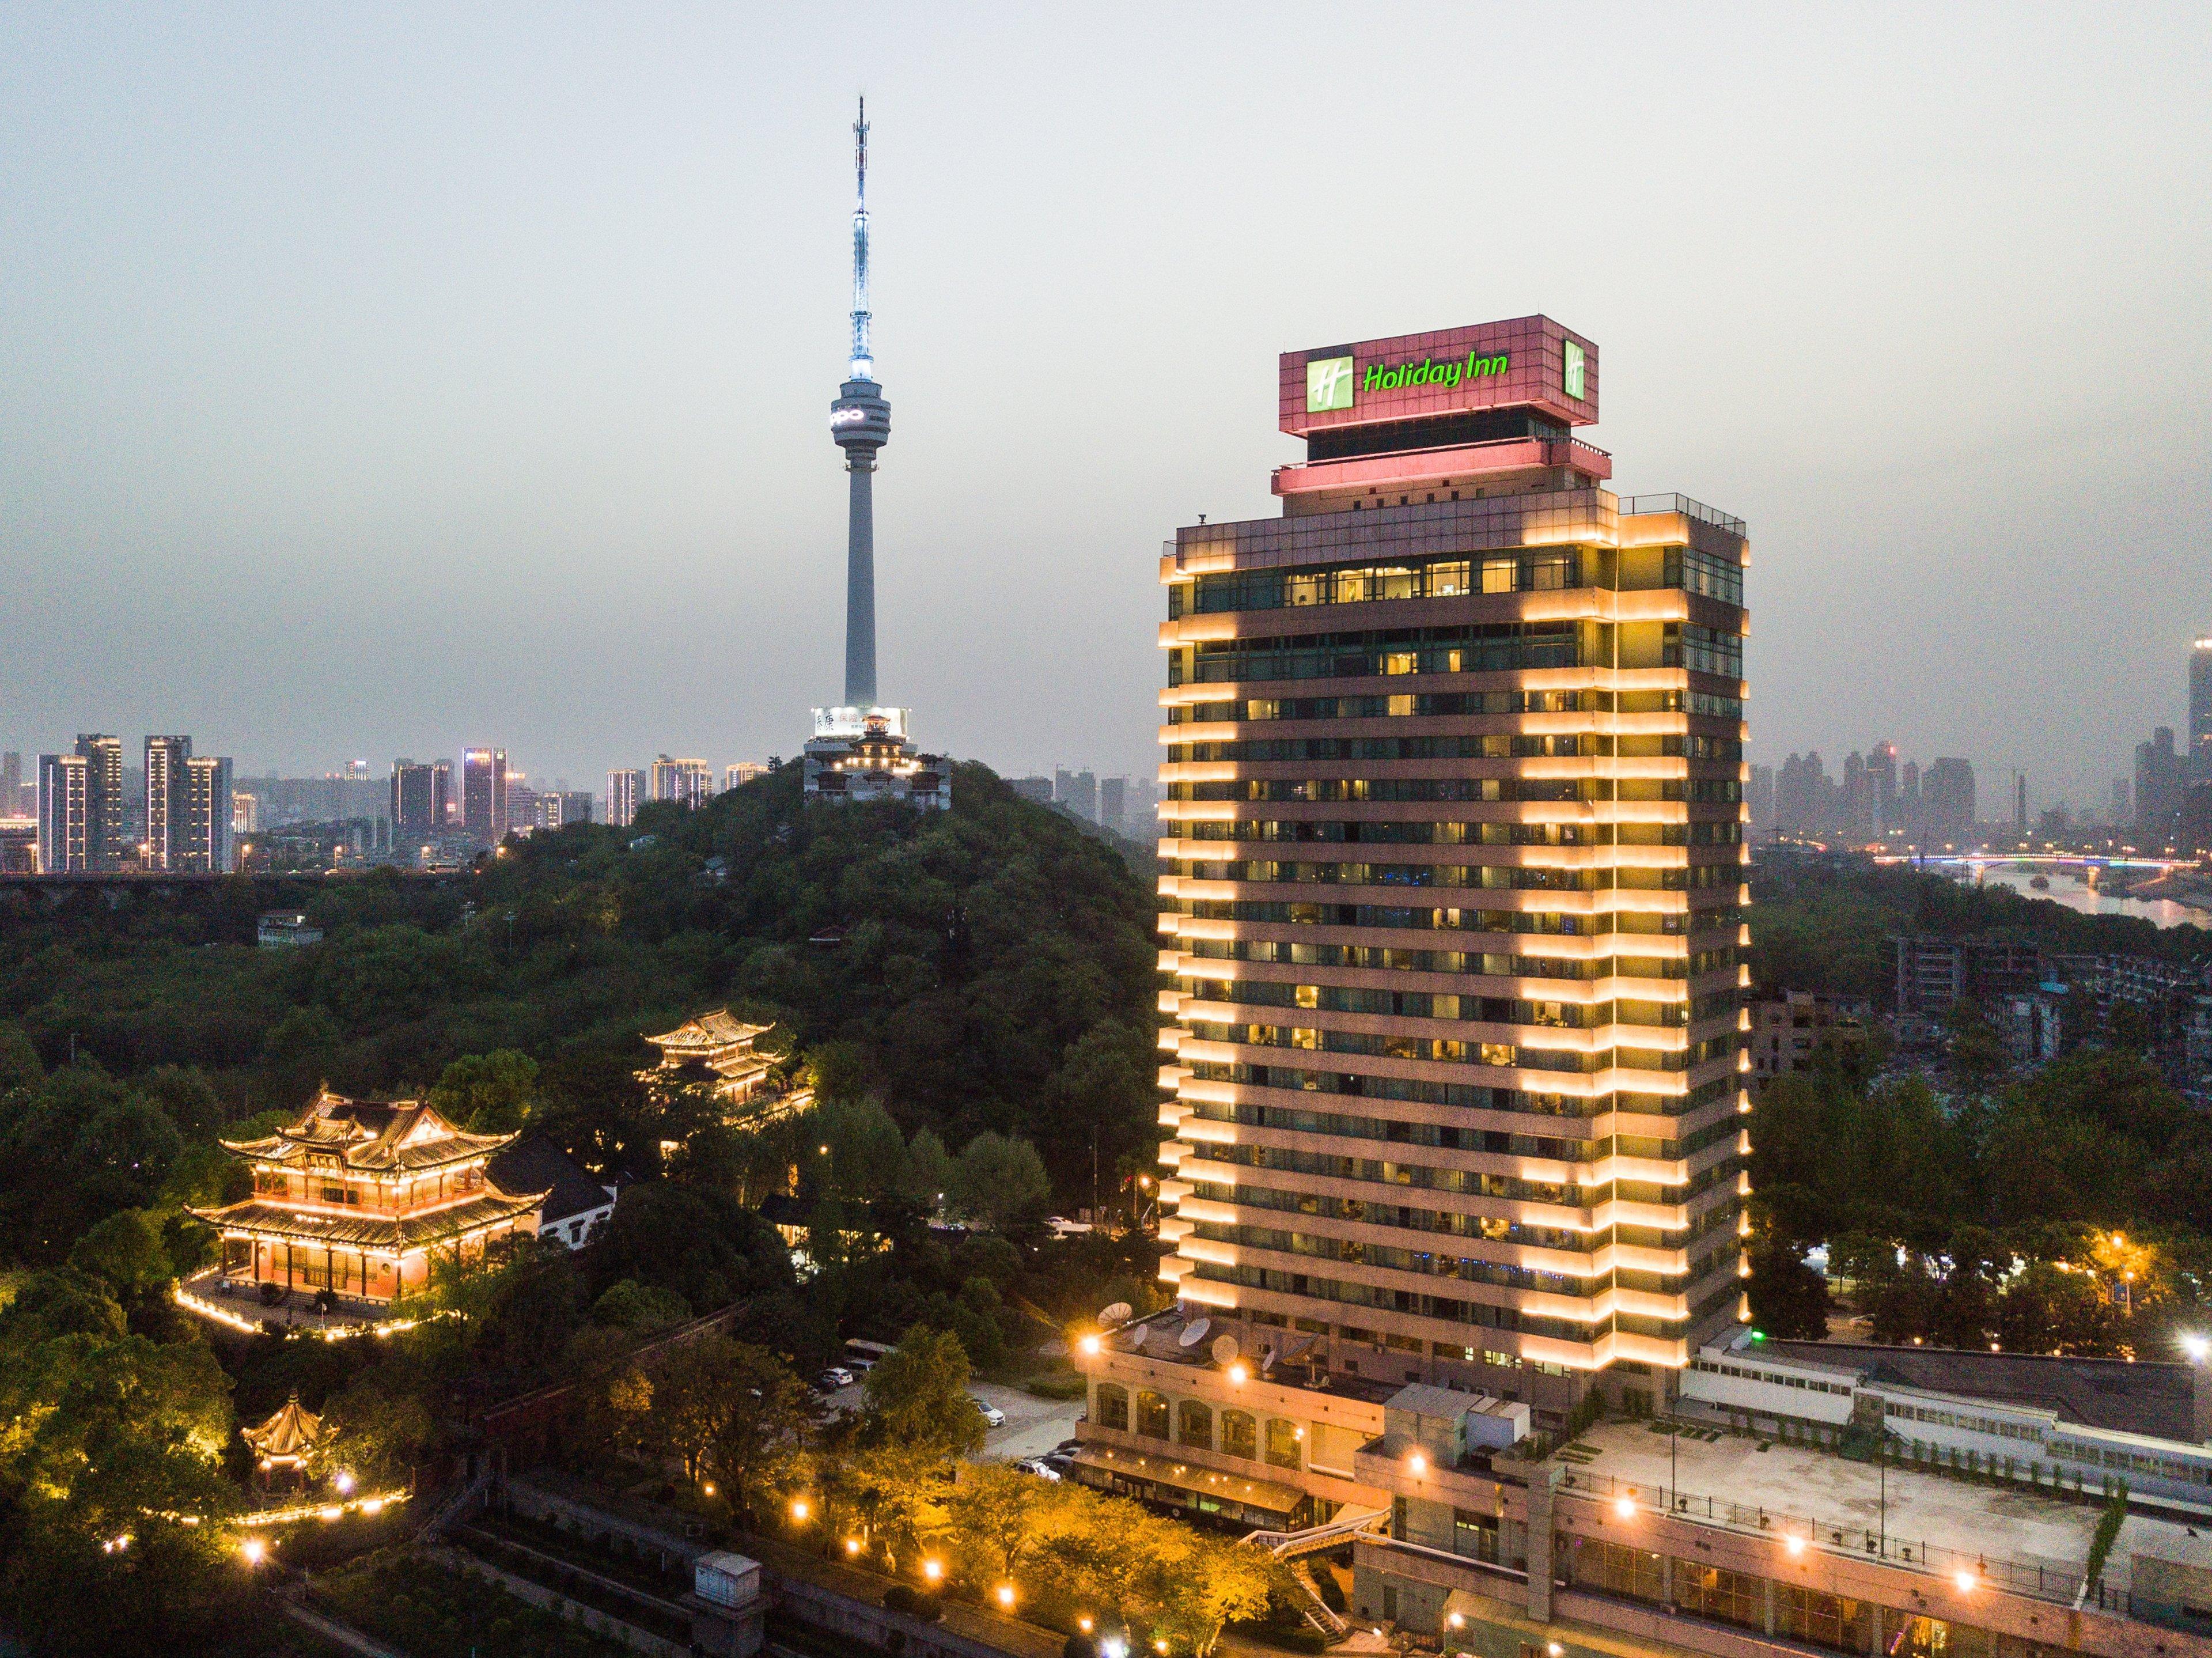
xmin=537 ymin=790 xmax=594 ymax=830
xmin=461 ymin=747 xmax=508 ymax=841
xmin=144 ymin=735 xmax=193 ymax=870
xmin=1054 ymin=767 xmax=1097 ymax=822
xmin=232 ymin=790 xmax=259 ymax=836
xmin=1099 ymin=775 xmax=1126 ymax=835
xmin=504 ymin=775 xmax=539 ymax=835
xmin=39 ymin=735 xmax=123 ymax=873
xmin=2193 ymin=636 xmax=2212 ymax=781
xmin=724 ymin=762 xmax=768 ymax=793
xmin=1009 ymin=775 xmax=1055 ymax=805
xmin=179 ymin=755 xmax=235 ymax=872
xmin=649 ymin=755 xmax=712 ymax=811
xmin=0 ymin=752 xmax=20 ymax=819
xmin=390 ymin=759 xmax=452 ymax=842
xmin=2135 ymin=728 xmax=2184 ymax=839
xmin=1150 ymin=317 xmax=1749 ymax=1411
xmin=607 ymin=769 xmax=642 ymax=828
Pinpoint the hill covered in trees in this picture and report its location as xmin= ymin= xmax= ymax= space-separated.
xmin=0 ymin=762 xmax=1162 ymax=1214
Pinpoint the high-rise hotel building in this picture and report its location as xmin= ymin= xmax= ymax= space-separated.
xmin=1147 ymin=319 xmax=1749 ymax=1426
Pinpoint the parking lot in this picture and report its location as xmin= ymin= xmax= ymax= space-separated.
xmin=812 ymin=1371 xmax=1084 ymax=1467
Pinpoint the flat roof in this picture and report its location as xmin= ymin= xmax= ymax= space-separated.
xmin=1761 ymin=1339 xmax=2195 ymax=1441
xmin=1566 ymin=1419 xmax=2199 ymax=1595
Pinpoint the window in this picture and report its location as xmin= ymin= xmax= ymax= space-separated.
xmin=1673 ymin=1561 xmax=1763 ymax=1631
xmin=1221 ymin=1410 xmax=1257 ymax=1461
xmin=1177 ymin=1399 xmax=1213 ymax=1449
xmin=1453 ymin=1508 xmax=1499 ymax=1563
xmin=1562 ymin=1536 xmax=1662 ymax=1604
xmin=1135 ymin=1391 xmax=1171 ymax=1440
xmin=1096 ymin=1384 xmax=1129 ymax=1432
xmin=1775 ymin=1586 xmax=1872 ymax=1653
xmin=1264 ymin=1418 xmax=1302 ymax=1470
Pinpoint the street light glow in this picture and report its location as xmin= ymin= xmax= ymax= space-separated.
xmin=1408 ymin=1452 xmax=1427 ymax=1475
xmin=240 ymin=1538 xmax=266 ymax=1565
xmin=923 ymin=1559 xmax=942 ymax=1581
xmin=1786 ymin=1535 xmax=1806 ymax=1557
xmin=791 ymin=1498 xmax=809 ymax=1520
xmin=2183 ymin=1334 xmax=2210 ymax=1363
xmin=997 ymin=1585 xmax=1017 ymax=1609
xmin=1080 ymin=1334 xmax=1102 ymax=1356
xmin=1613 ymin=1494 xmax=1635 ymax=1519
xmin=1954 ymin=1570 xmax=1977 ymax=1593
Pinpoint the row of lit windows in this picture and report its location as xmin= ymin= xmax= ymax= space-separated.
xmin=1178 ymin=902 xmax=1736 ymax=939
xmin=1176 ymin=820 xmax=1744 ymax=849
xmin=1199 ymin=1137 xmax=1741 ymax=1208
xmin=1197 ymin=1099 xmax=1739 ymax=1165
xmin=1171 ymin=777 xmax=1747 ymax=805
xmin=1191 ymin=979 xmax=1715 ymax=1029
xmin=1168 ymin=688 xmax=1745 ymax=723
xmin=1183 ymin=1062 xmax=1738 ymax=1122
xmin=1169 ymin=547 xmax=1745 ymax=619
xmin=1180 ymin=940 xmax=1741 ymax=981
xmin=1193 ymin=1175 xmax=1738 ymax=1255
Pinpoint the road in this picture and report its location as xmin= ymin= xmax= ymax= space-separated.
xmin=815 ymin=1375 xmax=1083 ymax=1466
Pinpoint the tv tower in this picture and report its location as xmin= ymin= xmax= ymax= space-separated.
xmin=830 ymin=96 xmax=890 ymax=708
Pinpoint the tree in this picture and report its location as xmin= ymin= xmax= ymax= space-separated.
xmin=949 ymin=1462 xmax=1062 ymax=1580
xmin=862 ymin=1328 xmax=986 ymax=1460
xmin=589 ymin=1180 xmax=794 ymax=1313
xmin=1998 ymin=1260 xmax=2119 ymax=1355
xmin=591 ymin=1278 xmax=691 ymax=1332
xmin=949 ymin=1133 xmax=1051 ymax=1233
xmin=1744 ymin=1237 xmax=1829 ymax=1340
xmin=0 ymin=1023 xmax=43 ymax=1095
xmin=320 ymin=1376 xmax=434 ymax=1489
xmin=815 ymin=1096 xmax=910 ymax=1202
xmin=703 ymin=1343 xmax=812 ymax=1517
xmin=66 ymin=1210 xmax=173 ymax=1304
xmin=902 ymin=1128 xmax=955 ymax=1212
xmin=428 ymin=1049 xmax=540 ymax=1133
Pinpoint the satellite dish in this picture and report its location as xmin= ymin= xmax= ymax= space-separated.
xmin=1123 ymin=1326 xmax=1147 ymax=1352
xmin=1258 ymin=1345 xmax=1277 ymax=1371
xmin=1100 ymin=1302 xmax=1134 ymax=1328
xmin=1211 ymin=1334 xmax=1240 ymax=1364
xmin=1179 ymin=1318 xmax=1212 ymax=1349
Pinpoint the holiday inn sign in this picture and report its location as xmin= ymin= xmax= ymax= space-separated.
xmin=1306 ymin=347 xmax=1514 ymax=412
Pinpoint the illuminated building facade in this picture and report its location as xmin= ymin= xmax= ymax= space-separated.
xmin=180 ymin=754 xmax=235 ymax=872
xmin=188 ymin=1088 xmax=544 ymax=1303
xmin=642 ymin=1007 xmax=815 ymax=1122
xmin=145 ymin=734 xmax=192 ymax=870
xmin=607 ymin=767 xmax=641 ymax=828
xmin=391 ymin=758 xmax=452 ymax=841
xmin=1149 ymin=318 xmax=1750 ymax=1425
xmin=461 ymin=746 xmax=508 ymax=842
xmin=802 ymin=706 xmax=949 ymax=809
xmin=649 ymin=755 xmax=713 ymax=810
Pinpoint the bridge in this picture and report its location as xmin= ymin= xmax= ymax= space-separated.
xmin=1870 ymin=852 xmax=2194 ymax=874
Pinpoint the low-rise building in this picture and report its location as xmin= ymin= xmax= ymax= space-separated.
xmin=1749 ymin=993 xmax=1870 ymax=1094
xmin=1077 ymin=1309 xmax=2212 ymax=1658
xmin=257 ymin=911 xmax=323 ymax=948
xmin=486 ymin=1133 xmax=618 ymax=1251
xmin=801 ymin=707 xmax=949 ymax=809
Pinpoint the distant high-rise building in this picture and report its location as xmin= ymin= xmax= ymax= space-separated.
xmin=724 ymin=762 xmax=768 ymax=793
xmin=461 ymin=747 xmax=507 ymax=841
xmin=1009 ymin=775 xmax=1055 ymax=805
xmin=232 ymin=790 xmax=259 ymax=835
xmin=1747 ymin=763 xmax=1775 ymax=836
xmin=2015 ymin=773 xmax=2028 ymax=834
xmin=2191 ymin=636 xmax=2212 ymax=781
xmin=37 ymin=752 xmax=90 ymax=873
xmin=648 ymin=756 xmax=712 ymax=810
xmin=1054 ymin=767 xmax=1097 ymax=823
xmin=1098 ymin=775 xmax=1126 ymax=835
xmin=143 ymin=735 xmax=192 ymax=870
xmin=1127 ymin=775 xmax=1159 ymax=839
xmin=180 ymin=755 xmax=234 ymax=872
xmin=539 ymin=790 xmax=594 ymax=830
xmin=2110 ymin=779 xmax=2131 ymax=827
xmin=504 ymin=773 xmax=539 ymax=835
xmin=1868 ymin=741 xmax=1898 ymax=835
xmin=2135 ymin=728 xmax=2184 ymax=841
xmin=390 ymin=759 xmax=452 ymax=842
xmin=75 ymin=735 xmax=124 ymax=870
xmin=607 ymin=769 xmax=641 ymax=828
xmin=1923 ymin=757 xmax=1976 ymax=840
xmin=0 ymin=751 xmax=26 ymax=819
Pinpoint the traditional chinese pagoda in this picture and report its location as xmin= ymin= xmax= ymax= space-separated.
xmin=187 ymin=1088 xmax=546 ymax=1304
xmin=242 ymin=1391 xmax=329 ymax=1486
xmin=641 ymin=1009 xmax=812 ymax=1118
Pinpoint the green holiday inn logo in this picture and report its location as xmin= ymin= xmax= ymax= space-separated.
xmin=1306 ymin=355 xmax=1355 ymax=412
xmin=1563 ymin=339 xmax=1586 ymax=399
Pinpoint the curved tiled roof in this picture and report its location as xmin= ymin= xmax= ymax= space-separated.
xmin=220 ymin=1087 xmax=517 ymax=1174
xmin=243 ymin=1391 xmax=327 ymax=1460
xmin=185 ymin=1190 xmax=546 ymax=1251
xmin=643 ymin=1008 xmax=772 ymax=1052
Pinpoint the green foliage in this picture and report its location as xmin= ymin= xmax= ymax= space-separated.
xmin=427 ymin=1048 xmax=540 ymax=1131
xmin=0 ymin=1065 xmax=183 ymax=1261
xmin=320 ymin=1374 xmax=435 ymax=1487
xmin=66 ymin=1209 xmax=173 ymax=1303
xmin=948 ymin=1131 xmax=1052 ymax=1232
xmin=590 ymin=1278 xmax=691 ymax=1332
xmin=861 ymin=1327 xmax=986 ymax=1460
xmin=587 ymin=1180 xmax=794 ymax=1314
xmin=2085 ymin=1480 xmax=2129 ymax=1589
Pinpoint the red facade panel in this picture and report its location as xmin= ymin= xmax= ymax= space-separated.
xmin=1281 ymin=315 xmax=1599 ymax=438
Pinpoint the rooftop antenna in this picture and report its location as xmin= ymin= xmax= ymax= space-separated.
xmin=849 ymin=95 xmax=872 ymax=381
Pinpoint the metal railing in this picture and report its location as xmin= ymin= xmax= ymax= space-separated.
xmin=1615 ymin=494 xmax=1746 ymax=536
xmin=1555 ymin=1464 xmax=2107 ymax=1612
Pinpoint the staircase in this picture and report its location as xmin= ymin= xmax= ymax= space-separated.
xmin=1287 ymin=1559 xmax=1350 ymax=1640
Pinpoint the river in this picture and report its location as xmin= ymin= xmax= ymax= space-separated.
xmin=1968 ymin=865 xmax=2212 ymax=930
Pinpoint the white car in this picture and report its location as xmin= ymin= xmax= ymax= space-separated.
xmin=1015 ymin=1458 xmax=1062 ymax=1481
xmin=971 ymin=1397 xmax=1006 ymax=1428
xmin=821 ymin=1365 xmax=855 ymax=1388
xmin=1044 ymin=1216 xmax=1094 ymax=1239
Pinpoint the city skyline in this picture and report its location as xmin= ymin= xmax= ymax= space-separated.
xmin=2 ymin=10 xmax=2207 ymax=806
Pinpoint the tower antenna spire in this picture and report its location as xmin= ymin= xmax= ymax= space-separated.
xmin=850 ymin=95 xmax=872 ymax=380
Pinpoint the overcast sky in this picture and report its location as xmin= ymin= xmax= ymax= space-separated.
xmin=3 ymin=4 xmax=2207 ymax=811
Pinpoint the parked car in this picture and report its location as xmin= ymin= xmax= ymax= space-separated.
xmin=971 ymin=1397 xmax=1006 ymax=1428
xmin=1015 ymin=1458 xmax=1063 ymax=1481
xmin=815 ymin=1371 xmax=851 ymax=1394
xmin=821 ymin=1365 xmax=855 ymax=1388
xmin=1043 ymin=1216 xmax=1094 ymax=1239
xmin=1054 ymin=1438 xmax=1082 ymax=1456
xmin=1041 ymin=1453 xmax=1075 ymax=1477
